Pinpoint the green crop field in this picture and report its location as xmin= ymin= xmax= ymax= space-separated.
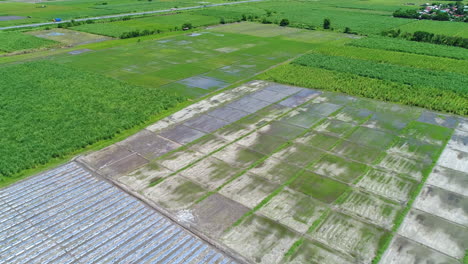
xmin=0 ymin=60 xmax=184 ymax=182
xmin=348 ymin=36 xmax=468 ymax=60
xmin=293 ymin=53 xmax=468 ymax=95
xmin=397 ymin=19 xmax=468 ymax=38
xmin=0 ymin=31 xmax=58 ymax=52
xmin=315 ymin=45 xmax=468 ymax=75
xmin=1 ymin=0 xmax=467 ymax=261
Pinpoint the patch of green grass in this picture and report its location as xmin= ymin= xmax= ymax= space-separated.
xmin=0 ymin=31 xmax=57 ymax=52
xmin=0 ymin=60 xmax=184 ymax=182
xmin=289 ymin=171 xmax=349 ymax=203
xmin=284 ymin=238 xmax=304 ymax=257
xmin=348 ymin=36 xmax=468 ymax=60
xmin=401 ymin=121 xmax=454 ymax=145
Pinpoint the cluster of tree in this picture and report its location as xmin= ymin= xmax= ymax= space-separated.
xmin=393 ymin=2 xmax=467 ymax=22
xmin=393 ymin=8 xmax=455 ymax=21
xmin=120 ymin=29 xmax=162 ymax=39
xmin=382 ymin=29 xmax=468 ymax=48
xmin=57 ymin=19 xmax=94 ymax=28
xmin=393 ymin=9 xmax=420 ymax=19
xmin=120 ymin=22 xmax=193 ymax=39
xmin=57 ymin=16 xmax=134 ymax=29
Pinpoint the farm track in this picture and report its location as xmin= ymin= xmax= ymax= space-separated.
xmin=0 ymin=162 xmax=238 ymax=264
xmin=0 ymin=0 xmax=263 ymax=31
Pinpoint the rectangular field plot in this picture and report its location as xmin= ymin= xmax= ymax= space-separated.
xmin=312 ymin=212 xmax=389 ymax=263
xmin=220 ymin=173 xmax=279 ymax=208
xmin=272 ymin=143 xmax=325 ymax=167
xmin=289 ymin=171 xmax=349 ymax=204
xmin=221 ymin=214 xmax=299 ymax=264
xmin=249 ymin=157 xmax=301 ymax=184
xmin=399 ymin=209 xmax=468 ymax=259
xmin=294 ymin=131 xmax=340 ymax=151
xmin=143 ymin=175 xmax=208 ymax=211
xmin=332 ymin=140 xmax=382 ymax=164
xmin=377 ymin=154 xmax=433 ymax=182
xmin=310 ymin=154 xmax=369 ymax=184
xmin=413 ymin=185 xmax=468 ymax=227
xmin=356 ymin=169 xmax=418 ymax=203
xmin=381 ymin=235 xmax=460 ymax=264
xmin=336 ymin=191 xmax=402 ymax=229
xmin=27 ymin=28 xmax=111 ymax=46
xmin=427 ymin=166 xmax=468 ymax=197
xmin=282 ymin=239 xmax=354 ymax=264
xmin=180 ymin=157 xmax=242 ymax=190
xmin=258 ymin=188 xmax=327 ymax=233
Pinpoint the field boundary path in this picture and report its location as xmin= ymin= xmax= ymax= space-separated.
xmin=0 ymin=0 xmax=262 ymax=31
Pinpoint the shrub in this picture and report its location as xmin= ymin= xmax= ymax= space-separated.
xmin=279 ymin=18 xmax=290 ymax=27
xmin=182 ymin=22 xmax=193 ymax=30
xmin=393 ymin=9 xmax=419 ymax=18
xmin=323 ymin=18 xmax=331 ymax=29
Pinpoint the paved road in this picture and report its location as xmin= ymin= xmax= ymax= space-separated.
xmin=0 ymin=0 xmax=262 ymax=30
xmin=0 ymin=162 xmax=237 ymax=264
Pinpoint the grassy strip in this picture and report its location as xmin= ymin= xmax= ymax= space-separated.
xmin=284 ymin=238 xmax=304 ymax=258
xmin=259 ymin=64 xmax=468 ymax=115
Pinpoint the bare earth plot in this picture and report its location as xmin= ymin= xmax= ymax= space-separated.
xmin=77 ymin=80 xmax=468 ymax=263
xmin=26 ymin=28 xmax=112 ymax=46
xmin=0 ymin=162 xmax=237 ymax=264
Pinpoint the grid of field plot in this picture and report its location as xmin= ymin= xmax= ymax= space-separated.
xmin=80 ymin=81 xmax=466 ymax=263
xmin=0 ymin=162 xmax=237 ymax=264
xmin=381 ymin=118 xmax=468 ymax=264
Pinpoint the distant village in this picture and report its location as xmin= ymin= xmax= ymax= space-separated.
xmin=395 ymin=2 xmax=467 ymax=21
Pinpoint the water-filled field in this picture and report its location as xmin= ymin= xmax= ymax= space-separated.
xmin=79 ymin=80 xmax=468 ymax=263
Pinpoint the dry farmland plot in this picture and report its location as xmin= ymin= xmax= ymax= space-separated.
xmin=26 ymin=28 xmax=112 ymax=46
xmin=78 ymin=80 xmax=468 ymax=264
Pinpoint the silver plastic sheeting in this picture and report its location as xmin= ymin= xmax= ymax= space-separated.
xmin=0 ymin=162 xmax=237 ymax=264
